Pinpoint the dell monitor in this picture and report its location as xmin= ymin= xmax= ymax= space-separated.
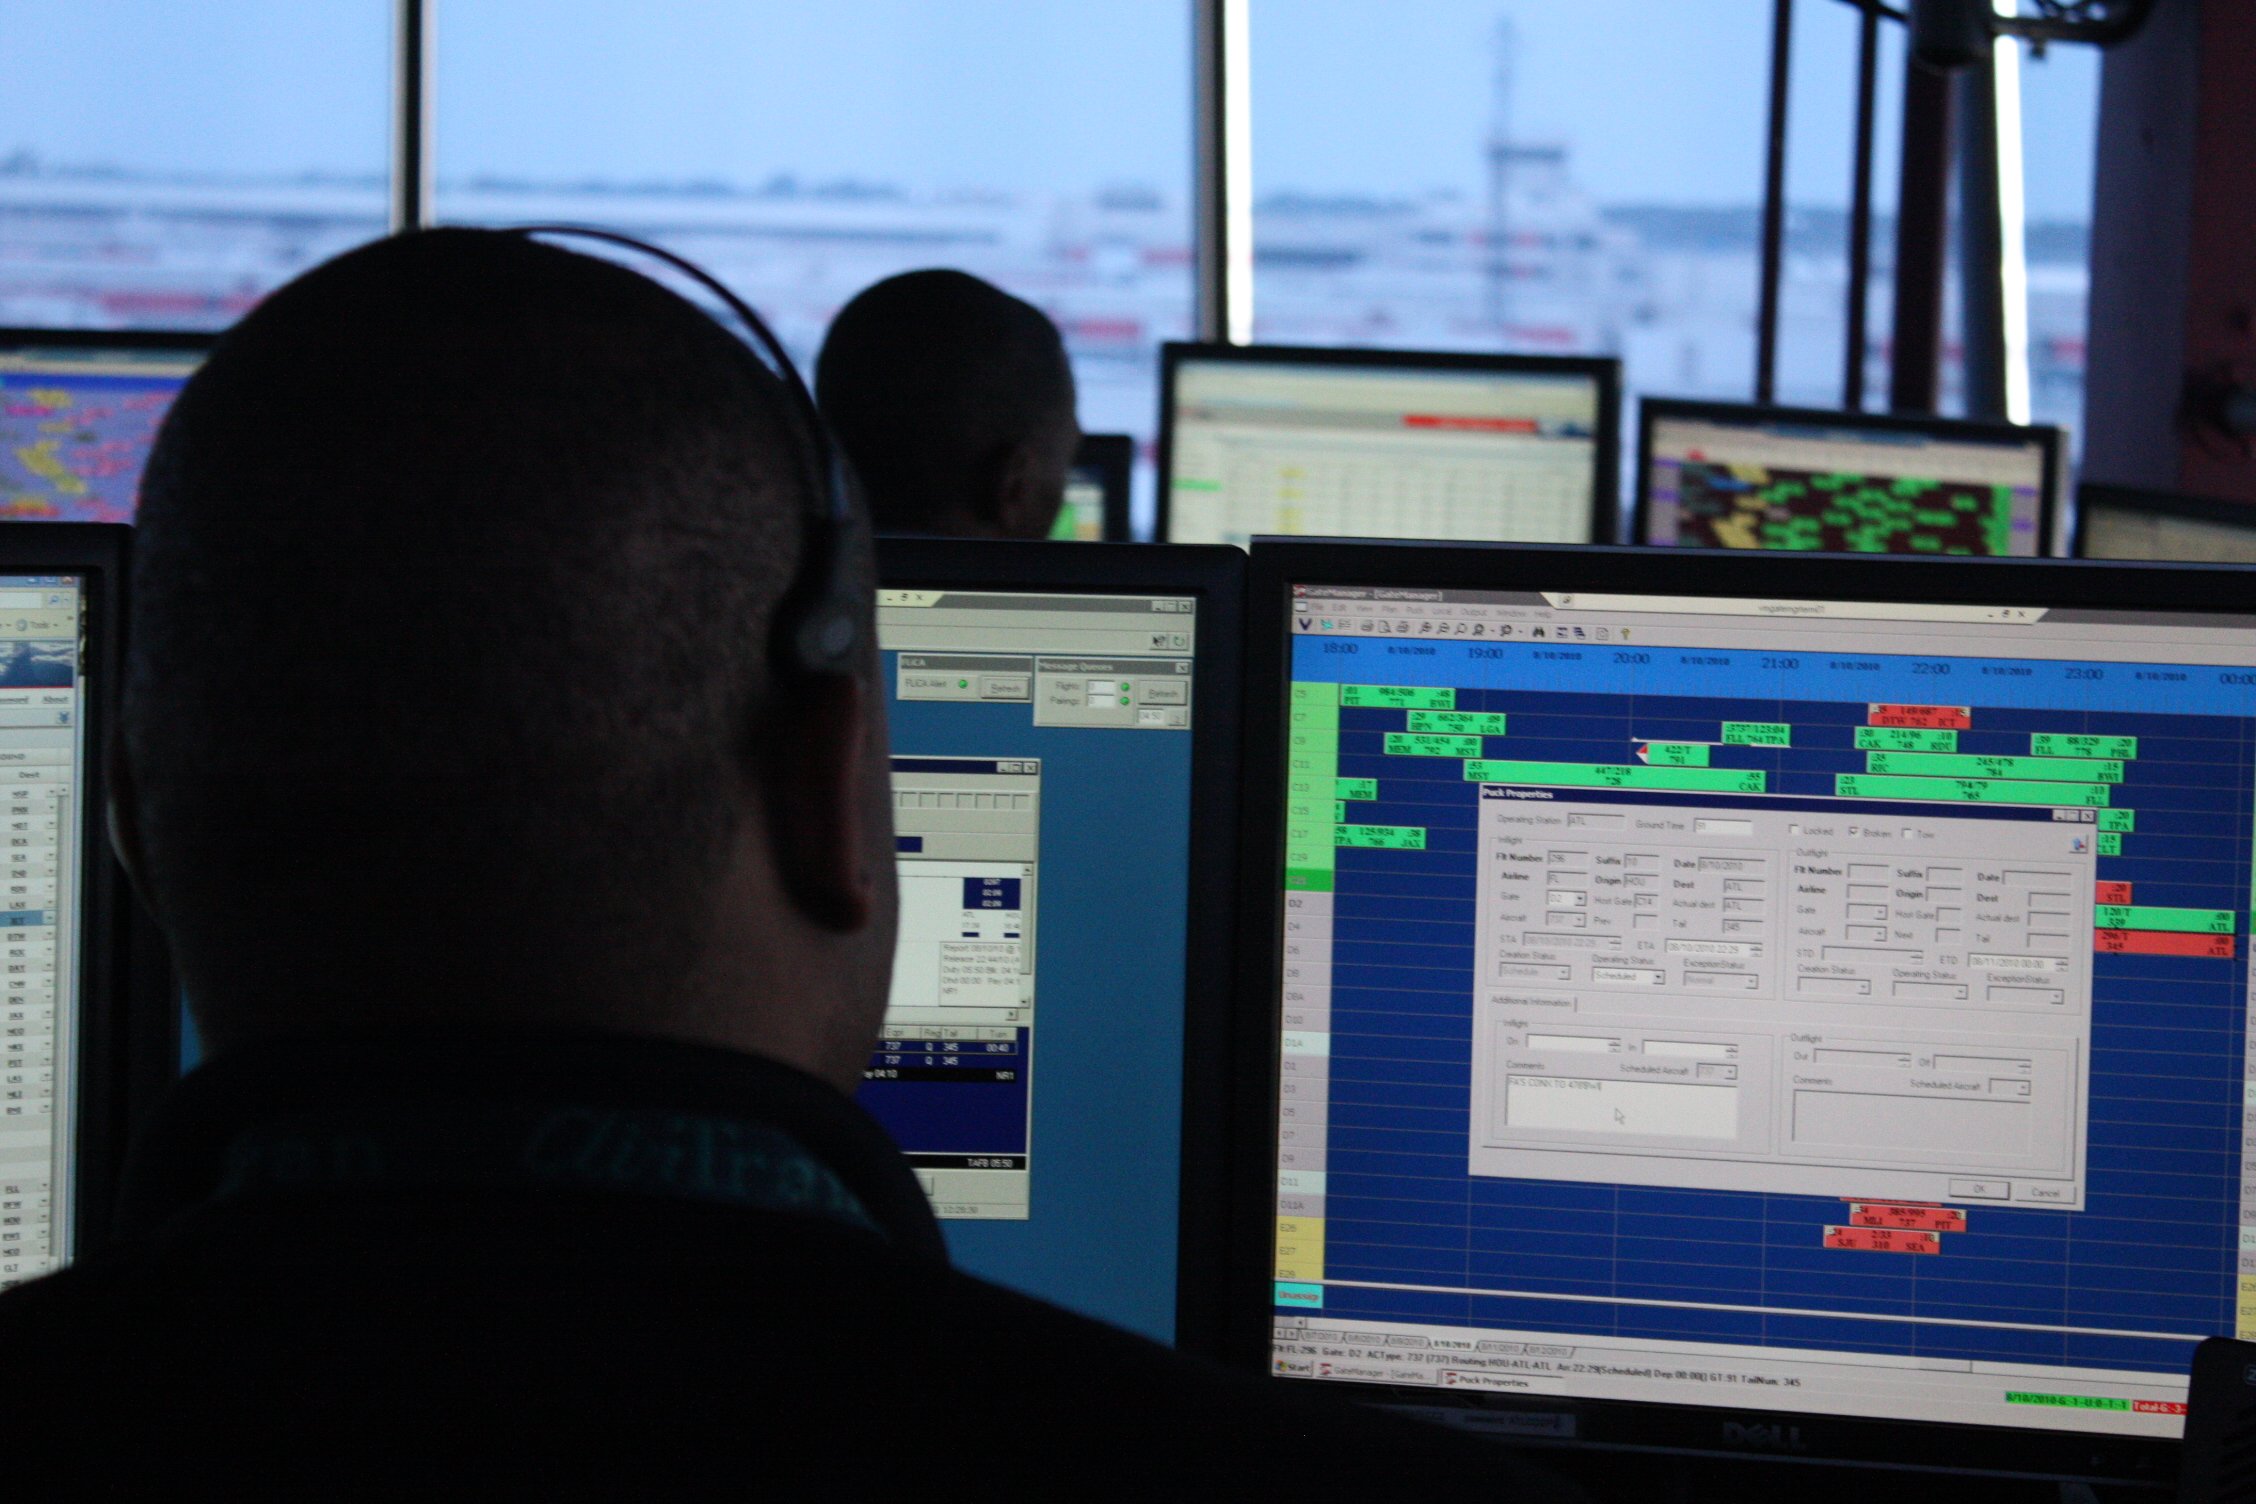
xmin=1637 ymin=399 xmax=2061 ymax=557
xmin=865 ymin=538 xmax=1242 ymax=1347
xmin=1050 ymin=434 xmax=1133 ymax=542
xmin=2074 ymin=482 xmax=2256 ymax=564
xmin=0 ymin=525 xmax=154 ymax=1290
xmin=1229 ymin=536 xmax=2256 ymax=1486
xmin=0 ymin=330 xmax=212 ymax=524
xmin=1159 ymin=344 xmax=1620 ymax=549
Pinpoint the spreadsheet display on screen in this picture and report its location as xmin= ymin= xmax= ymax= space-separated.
xmin=1166 ymin=361 xmax=1603 ymax=548
xmin=0 ymin=346 xmax=202 ymax=524
xmin=1268 ymin=582 xmax=2256 ymax=1436
xmin=2081 ymin=505 xmax=2256 ymax=565
xmin=1644 ymin=413 xmax=2049 ymax=556
xmin=864 ymin=586 xmax=1198 ymax=1342
xmin=1050 ymin=470 xmax=1107 ymax=541
xmin=0 ymin=577 xmax=89 ymax=1290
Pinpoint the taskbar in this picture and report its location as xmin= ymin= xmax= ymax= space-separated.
xmin=1270 ymin=1314 xmax=2190 ymax=1440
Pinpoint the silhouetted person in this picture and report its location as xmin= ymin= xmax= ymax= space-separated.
xmin=0 ymin=230 xmax=1581 ymax=1497
xmin=817 ymin=268 xmax=1080 ymax=539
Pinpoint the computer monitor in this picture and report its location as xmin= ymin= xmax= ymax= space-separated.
xmin=865 ymin=538 xmax=1243 ymax=1347
xmin=1158 ymin=344 xmax=1620 ymax=549
xmin=2074 ymin=482 xmax=2256 ymax=564
xmin=0 ymin=525 xmax=158 ymax=1291
xmin=1049 ymin=434 xmax=1133 ymax=542
xmin=0 ymin=330 xmax=212 ymax=524
xmin=1229 ymin=537 xmax=2256 ymax=1486
xmin=1637 ymin=399 xmax=2061 ymax=557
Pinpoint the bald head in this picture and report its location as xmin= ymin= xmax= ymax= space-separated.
xmin=124 ymin=229 xmax=895 ymax=1074
xmin=816 ymin=270 xmax=1079 ymax=539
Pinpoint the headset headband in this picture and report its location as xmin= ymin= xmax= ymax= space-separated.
xmin=511 ymin=223 xmax=862 ymax=677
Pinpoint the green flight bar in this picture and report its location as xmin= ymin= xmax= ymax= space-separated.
xmin=1407 ymin=710 xmax=1507 ymax=735
xmin=1337 ymin=825 xmax=1427 ymax=850
xmin=1387 ymin=733 xmax=1483 ymax=758
xmin=1721 ymin=722 xmax=1790 ymax=746
xmin=1466 ymin=761 xmax=1767 ymax=794
xmin=1335 ymin=778 xmax=1378 ymax=801
xmin=2031 ymin=733 xmax=2137 ymax=760
xmin=1641 ymin=742 xmax=1710 ymax=767
xmin=2094 ymin=904 xmax=2234 ymax=934
xmin=1855 ymin=727 xmax=1958 ymax=752
xmin=2099 ymin=809 xmax=2135 ymax=832
xmin=1342 ymin=684 xmax=1455 ymax=709
xmin=1863 ymin=752 xmax=2124 ymax=783
xmin=2098 ymin=832 xmax=2123 ymax=857
xmin=1835 ymin=775 xmax=2112 ymax=807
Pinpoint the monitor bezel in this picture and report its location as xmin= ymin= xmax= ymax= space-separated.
xmin=1225 ymin=537 xmax=2249 ymax=1488
xmin=1069 ymin=433 xmax=1136 ymax=543
xmin=1632 ymin=396 xmax=2065 ymax=558
xmin=2072 ymin=481 xmax=2256 ymax=560
xmin=0 ymin=524 xmax=175 ymax=1272
xmin=1156 ymin=342 xmax=1624 ymax=548
xmin=0 ymin=327 xmax=216 ymax=359
xmin=873 ymin=536 xmax=1245 ymax=1356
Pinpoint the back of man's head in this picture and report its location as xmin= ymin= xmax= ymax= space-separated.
xmin=125 ymin=228 xmax=888 ymax=1062
xmin=815 ymin=270 xmax=1078 ymax=539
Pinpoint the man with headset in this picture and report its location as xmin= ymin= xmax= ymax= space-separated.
xmin=816 ymin=268 xmax=1082 ymax=541
xmin=0 ymin=230 xmax=1578 ymax=1493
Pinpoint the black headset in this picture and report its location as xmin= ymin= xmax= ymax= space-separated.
xmin=511 ymin=224 xmax=863 ymax=680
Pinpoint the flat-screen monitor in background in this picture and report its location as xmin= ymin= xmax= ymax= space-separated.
xmin=1229 ymin=537 xmax=2256 ymax=1489
xmin=0 ymin=525 xmax=154 ymax=1292
xmin=0 ymin=331 xmax=212 ymax=524
xmin=2074 ymin=482 xmax=2256 ymax=563
xmin=1049 ymin=433 xmax=1133 ymax=542
xmin=1637 ymin=398 xmax=2060 ymax=557
xmin=867 ymin=539 xmax=1242 ymax=1348
xmin=1158 ymin=343 xmax=1619 ymax=549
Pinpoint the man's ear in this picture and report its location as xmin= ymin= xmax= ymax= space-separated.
xmin=989 ymin=437 xmax=1066 ymax=542
xmin=764 ymin=673 xmax=883 ymax=932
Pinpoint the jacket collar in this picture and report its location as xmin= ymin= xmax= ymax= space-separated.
xmin=114 ymin=1026 xmax=948 ymax=1261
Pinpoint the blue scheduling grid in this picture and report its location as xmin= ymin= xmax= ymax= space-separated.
xmin=1271 ymin=599 xmax=2256 ymax=1429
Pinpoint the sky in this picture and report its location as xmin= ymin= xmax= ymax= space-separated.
xmin=0 ymin=0 xmax=2099 ymax=220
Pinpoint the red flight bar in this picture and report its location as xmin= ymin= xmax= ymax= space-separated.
xmin=1401 ymin=415 xmax=1540 ymax=434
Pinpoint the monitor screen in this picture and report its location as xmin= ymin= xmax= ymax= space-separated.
xmin=1050 ymin=471 xmax=1108 ymax=541
xmin=863 ymin=542 xmax=1241 ymax=1345
xmin=0 ymin=334 xmax=209 ymax=524
xmin=1639 ymin=400 xmax=2058 ymax=557
xmin=2076 ymin=483 xmax=2256 ymax=564
xmin=1160 ymin=345 xmax=1617 ymax=549
xmin=0 ymin=570 xmax=97 ymax=1289
xmin=1048 ymin=433 xmax=1132 ymax=543
xmin=1239 ymin=540 xmax=2256 ymax=1482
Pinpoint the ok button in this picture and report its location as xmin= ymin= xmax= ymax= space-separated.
xmin=1948 ymin=1179 xmax=2010 ymax=1200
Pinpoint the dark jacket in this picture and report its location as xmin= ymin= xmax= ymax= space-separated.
xmin=0 ymin=1029 xmax=1578 ymax=1497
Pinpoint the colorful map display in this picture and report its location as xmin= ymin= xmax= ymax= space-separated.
xmin=1671 ymin=460 xmax=2021 ymax=554
xmin=0 ymin=362 xmax=197 ymax=524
